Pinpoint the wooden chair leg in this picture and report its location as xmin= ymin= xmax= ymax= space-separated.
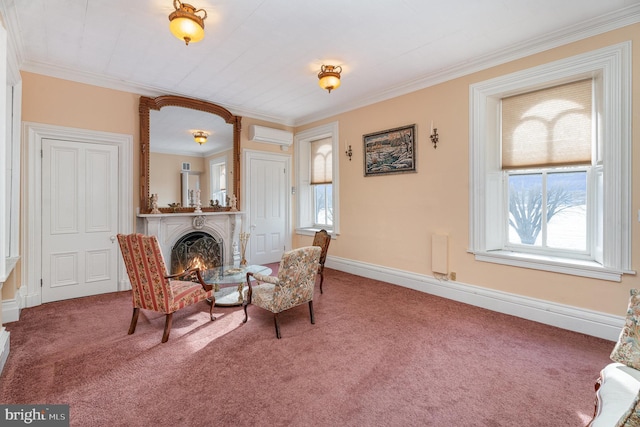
xmin=319 ymin=272 xmax=325 ymax=294
xmin=161 ymin=313 xmax=173 ymax=343
xmin=209 ymin=298 xmax=216 ymax=321
xmin=242 ymin=302 xmax=250 ymax=323
xmin=274 ymin=313 xmax=281 ymax=339
xmin=309 ymin=301 xmax=315 ymax=324
xmin=128 ymin=307 xmax=140 ymax=335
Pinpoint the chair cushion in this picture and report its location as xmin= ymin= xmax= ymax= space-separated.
xmin=591 ymin=363 xmax=640 ymax=427
xmin=611 ymin=289 xmax=640 ymax=370
xmin=251 ymin=283 xmax=277 ymax=312
xmin=168 ymin=280 xmax=213 ymax=312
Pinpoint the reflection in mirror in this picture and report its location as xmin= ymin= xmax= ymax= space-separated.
xmin=180 ymin=170 xmax=201 ymax=207
xmin=139 ymin=96 xmax=241 ymax=213
xmin=149 ymin=106 xmax=233 ymax=208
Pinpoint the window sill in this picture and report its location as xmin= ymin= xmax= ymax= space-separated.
xmin=472 ymin=250 xmax=633 ymax=282
xmin=296 ymin=228 xmax=335 ymax=238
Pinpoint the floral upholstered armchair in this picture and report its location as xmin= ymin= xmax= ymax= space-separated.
xmin=242 ymin=246 xmax=321 ymax=339
xmin=312 ymin=229 xmax=331 ymax=294
xmin=117 ymin=233 xmax=215 ymax=343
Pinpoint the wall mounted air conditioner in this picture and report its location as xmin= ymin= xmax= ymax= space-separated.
xmin=249 ymin=125 xmax=294 ymax=150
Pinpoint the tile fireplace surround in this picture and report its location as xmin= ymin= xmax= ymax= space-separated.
xmin=137 ymin=212 xmax=244 ymax=269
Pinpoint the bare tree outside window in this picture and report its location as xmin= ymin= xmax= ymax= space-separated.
xmin=508 ymin=171 xmax=586 ymax=248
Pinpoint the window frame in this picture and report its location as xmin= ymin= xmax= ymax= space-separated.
xmin=295 ymin=121 xmax=340 ymax=237
xmin=469 ymin=42 xmax=632 ymax=282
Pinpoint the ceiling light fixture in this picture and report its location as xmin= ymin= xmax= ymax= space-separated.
xmin=318 ymin=65 xmax=342 ymax=93
xmin=193 ymin=131 xmax=208 ymax=145
xmin=168 ymin=0 xmax=207 ymax=45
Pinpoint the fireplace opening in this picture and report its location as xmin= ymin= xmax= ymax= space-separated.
xmin=171 ymin=231 xmax=223 ymax=274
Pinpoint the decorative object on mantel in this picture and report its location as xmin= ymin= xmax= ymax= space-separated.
xmin=345 ymin=143 xmax=353 ymax=161
xmin=318 ymin=65 xmax=342 ymax=93
xmin=229 ymin=194 xmax=238 ymax=211
xmin=168 ymin=202 xmax=181 ymax=212
xmin=150 ymin=194 xmax=161 ymax=214
xmin=430 ymin=121 xmax=439 ymax=149
xmin=363 ymin=124 xmax=416 ymax=177
xmin=239 ymin=232 xmax=250 ymax=266
xmin=168 ymin=0 xmax=207 ymax=46
xmin=194 ymin=189 xmax=202 ymax=213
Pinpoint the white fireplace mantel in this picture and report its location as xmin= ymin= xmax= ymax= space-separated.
xmin=137 ymin=211 xmax=244 ymax=267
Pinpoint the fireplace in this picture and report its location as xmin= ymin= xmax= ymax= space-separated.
xmin=136 ymin=212 xmax=243 ymax=278
xmin=171 ymin=231 xmax=223 ymax=274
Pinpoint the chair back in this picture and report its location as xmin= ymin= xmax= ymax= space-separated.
xmin=272 ymin=246 xmax=321 ymax=311
xmin=117 ymin=233 xmax=174 ymax=314
xmin=312 ymin=229 xmax=331 ymax=267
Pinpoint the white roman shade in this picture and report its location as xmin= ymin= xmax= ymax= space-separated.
xmin=311 ymin=137 xmax=332 ymax=185
xmin=501 ymin=79 xmax=592 ymax=169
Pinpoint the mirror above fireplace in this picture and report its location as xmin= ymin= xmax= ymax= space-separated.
xmin=139 ymin=95 xmax=241 ymax=213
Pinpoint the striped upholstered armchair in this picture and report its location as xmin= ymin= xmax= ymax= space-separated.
xmin=243 ymin=246 xmax=321 ymax=339
xmin=117 ymin=233 xmax=215 ymax=343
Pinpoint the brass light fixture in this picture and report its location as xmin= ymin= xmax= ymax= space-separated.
xmin=193 ymin=131 xmax=208 ymax=145
xmin=318 ymin=65 xmax=342 ymax=93
xmin=169 ymin=0 xmax=207 ymax=45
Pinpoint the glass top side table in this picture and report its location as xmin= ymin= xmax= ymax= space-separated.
xmin=203 ymin=264 xmax=272 ymax=306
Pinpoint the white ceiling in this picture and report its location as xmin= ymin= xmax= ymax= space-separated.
xmin=2 ymin=0 xmax=640 ymax=130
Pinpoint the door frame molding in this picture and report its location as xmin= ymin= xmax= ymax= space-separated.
xmin=22 ymin=122 xmax=133 ymax=308
xmin=243 ymin=149 xmax=292 ymax=260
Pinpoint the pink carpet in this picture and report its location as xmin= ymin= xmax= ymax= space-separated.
xmin=0 ymin=267 xmax=613 ymax=426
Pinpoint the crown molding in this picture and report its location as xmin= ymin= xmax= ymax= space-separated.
xmin=293 ymin=4 xmax=640 ymax=126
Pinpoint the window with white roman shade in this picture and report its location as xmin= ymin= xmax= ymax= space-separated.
xmin=469 ymin=42 xmax=632 ymax=281
xmin=501 ymin=79 xmax=592 ymax=170
xmin=311 ymin=137 xmax=333 ymax=185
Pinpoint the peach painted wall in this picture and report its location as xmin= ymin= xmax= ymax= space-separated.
xmin=295 ymin=23 xmax=640 ymax=316
xmin=21 ymin=71 xmax=140 ymax=215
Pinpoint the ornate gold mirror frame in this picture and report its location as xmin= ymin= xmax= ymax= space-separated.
xmin=139 ymin=95 xmax=241 ymax=213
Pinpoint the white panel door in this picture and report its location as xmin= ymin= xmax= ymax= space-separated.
xmin=41 ymin=138 xmax=119 ymax=302
xmin=248 ymin=155 xmax=288 ymax=264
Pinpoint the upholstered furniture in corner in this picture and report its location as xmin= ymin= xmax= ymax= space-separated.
xmin=590 ymin=289 xmax=640 ymax=426
xmin=117 ymin=233 xmax=215 ymax=343
xmin=312 ymin=229 xmax=331 ymax=294
xmin=242 ymin=246 xmax=321 ymax=339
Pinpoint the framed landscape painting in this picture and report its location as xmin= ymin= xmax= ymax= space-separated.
xmin=363 ymin=124 xmax=416 ymax=177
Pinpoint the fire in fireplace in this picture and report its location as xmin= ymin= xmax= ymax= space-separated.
xmin=171 ymin=231 xmax=223 ymax=274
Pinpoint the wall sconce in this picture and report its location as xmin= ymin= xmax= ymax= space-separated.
xmin=193 ymin=131 xmax=208 ymax=145
xmin=318 ymin=65 xmax=342 ymax=93
xmin=430 ymin=122 xmax=439 ymax=149
xmin=345 ymin=144 xmax=353 ymax=161
xmin=169 ymin=0 xmax=207 ymax=45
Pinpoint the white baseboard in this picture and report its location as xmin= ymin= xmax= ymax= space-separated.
xmin=1 ymin=285 xmax=24 ymax=323
xmin=0 ymin=327 xmax=10 ymax=376
xmin=326 ymin=256 xmax=624 ymax=342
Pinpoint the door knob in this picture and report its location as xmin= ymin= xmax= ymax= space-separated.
xmin=110 ymin=235 xmax=116 ymax=243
